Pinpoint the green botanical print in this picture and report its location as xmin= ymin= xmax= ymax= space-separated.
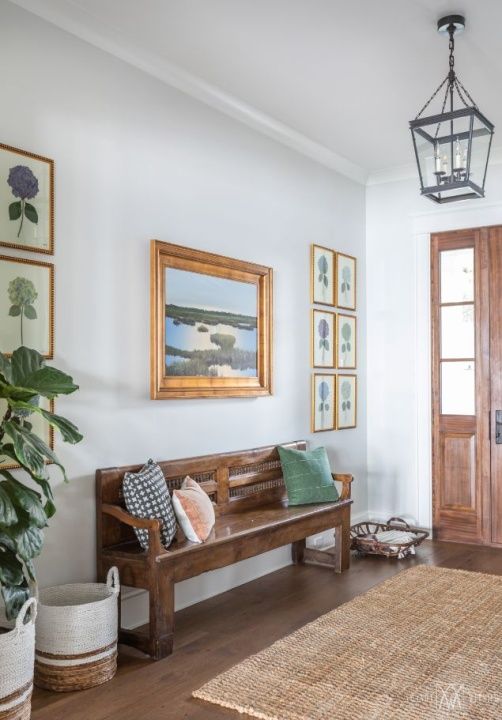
xmin=340 ymin=321 xmax=352 ymax=364
xmin=318 ymin=380 xmax=330 ymax=427
xmin=317 ymin=254 xmax=329 ymax=289
xmin=341 ymin=379 xmax=352 ymax=420
xmin=341 ymin=264 xmax=351 ymax=302
xmin=7 ymin=277 xmax=38 ymax=345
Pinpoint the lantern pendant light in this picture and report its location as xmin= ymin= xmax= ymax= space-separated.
xmin=410 ymin=15 xmax=494 ymax=203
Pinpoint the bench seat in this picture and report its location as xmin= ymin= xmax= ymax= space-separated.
xmin=96 ymin=441 xmax=353 ymax=659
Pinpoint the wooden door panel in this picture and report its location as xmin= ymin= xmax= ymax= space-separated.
xmin=431 ymin=229 xmax=490 ymax=545
xmin=440 ymin=432 xmax=476 ymax=510
xmin=489 ymin=227 xmax=502 ymax=545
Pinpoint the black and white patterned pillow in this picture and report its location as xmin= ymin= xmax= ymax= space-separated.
xmin=122 ymin=460 xmax=177 ymax=550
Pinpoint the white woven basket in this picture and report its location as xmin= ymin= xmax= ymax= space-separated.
xmin=0 ymin=598 xmax=37 ymax=720
xmin=35 ymin=567 xmax=120 ymax=692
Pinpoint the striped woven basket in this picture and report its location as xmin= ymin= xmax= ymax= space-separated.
xmin=34 ymin=567 xmax=120 ymax=692
xmin=0 ymin=598 xmax=37 ymax=720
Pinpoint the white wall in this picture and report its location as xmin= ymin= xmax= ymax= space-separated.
xmin=0 ymin=4 xmax=366 ymax=626
xmin=366 ymin=165 xmax=502 ymax=529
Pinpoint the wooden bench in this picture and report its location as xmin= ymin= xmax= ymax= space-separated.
xmin=96 ymin=440 xmax=353 ymax=659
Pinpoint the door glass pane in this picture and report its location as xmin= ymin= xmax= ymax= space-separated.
xmin=441 ymin=361 xmax=475 ymax=415
xmin=440 ymin=248 xmax=474 ymax=303
xmin=441 ymin=305 xmax=474 ymax=359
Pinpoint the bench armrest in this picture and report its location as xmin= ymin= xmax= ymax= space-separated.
xmin=332 ymin=473 xmax=353 ymax=501
xmin=102 ymin=503 xmax=164 ymax=557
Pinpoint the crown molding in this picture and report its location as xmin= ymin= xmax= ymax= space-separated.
xmin=8 ymin=0 xmax=368 ymax=185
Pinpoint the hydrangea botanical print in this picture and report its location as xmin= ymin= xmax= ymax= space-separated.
xmin=8 ymin=165 xmax=39 ymax=237
xmin=337 ymin=314 xmax=356 ymax=369
xmin=312 ymin=374 xmax=335 ymax=432
xmin=7 ymin=276 xmax=38 ymax=344
xmin=0 ymin=143 xmax=54 ymax=254
xmin=311 ymin=245 xmax=335 ymax=305
xmin=336 ymin=253 xmax=356 ymax=310
xmin=337 ymin=374 xmax=357 ymax=429
xmin=312 ymin=310 xmax=335 ymax=367
xmin=0 ymin=255 xmax=53 ymax=356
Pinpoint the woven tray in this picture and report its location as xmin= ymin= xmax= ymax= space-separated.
xmin=350 ymin=517 xmax=429 ymax=558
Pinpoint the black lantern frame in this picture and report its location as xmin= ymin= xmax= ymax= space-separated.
xmin=410 ymin=15 xmax=494 ymax=204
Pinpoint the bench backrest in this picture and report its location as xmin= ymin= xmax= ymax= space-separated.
xmin=96 ymin=440 xmax=306 ymax=549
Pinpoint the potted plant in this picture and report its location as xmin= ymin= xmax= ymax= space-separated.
xmin=0 ymin=346 xmax=82 ymax=717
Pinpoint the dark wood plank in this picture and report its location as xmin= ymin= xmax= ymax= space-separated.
xmin=32 ymin=540 xmax=502 ymax=720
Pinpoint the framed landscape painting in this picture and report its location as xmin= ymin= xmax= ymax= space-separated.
xmin=311 ymin=245 xmax=335 ymax=306
xmin=0 ymin=255 xmax=54 ymax=357
xmin=311 ymin=309 xmax=335 ymax=368
xmin=150 ymin=240 xmax=273 ymax=399
xmin=311 ymin=373 xmax=336 ymax=432
xmin=336 ymin=374 xmax=357 ymax=429
xmin=336 ymin=252 xmax=356 ymax=310
xmin=0 ymin=143 xmax=54 ymax=254
xmin=336 ymin=314 xmax=357 ymax=369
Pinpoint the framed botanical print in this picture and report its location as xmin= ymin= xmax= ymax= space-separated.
xmin=336 ymin=374 xmax=357 ymax=429
xmin=336 ymin=314 xmax=357 ymax=369
xmin=336 ymin=252 xmax=356 ymax=310
xmin=0 ymin=143 xmax=54 ymax=255
xmin=312 ymin=373 xmax=336 ymax=432
xmin=0 ymin=398 xmax=54 ymax=469
xmin=311 ymin=244 xmax=335 ymax=306
xmin=151 ymin=240 xmax=273 ymax=399
xmin=311 ymin=309 xmax=335 ymax=368
xmin=0 ymin=255 xmax=54 ymax=357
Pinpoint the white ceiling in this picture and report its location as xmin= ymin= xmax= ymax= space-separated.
xmin=9 ymin=0 xmax=502 ymax=182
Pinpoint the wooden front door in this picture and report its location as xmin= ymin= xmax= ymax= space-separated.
xmin=431 ymin=227 xmax=493 ymax=544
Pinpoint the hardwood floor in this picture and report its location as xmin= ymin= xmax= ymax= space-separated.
xmin=32 ymin=540 xmax=502 ymax=720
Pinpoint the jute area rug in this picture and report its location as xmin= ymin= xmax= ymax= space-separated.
xmin=193 ymin=565 xmax=502 ymax=719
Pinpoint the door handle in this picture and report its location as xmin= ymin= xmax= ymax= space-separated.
xmin=497 ymin=410 xmax=502 ymax=444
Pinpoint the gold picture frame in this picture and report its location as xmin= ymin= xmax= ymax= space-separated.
xmin=336 ymin=374 xmax=357 ymax=429
xmin=336 ymin=252 xmax=357 ymax=310
xmin=0 ymin=142 xmax=54 ymax=255
xmin=0 ymin=254 xmax=55 ymax=358
xmin=311 ymin=309 xmax=336 ymax=369
xmin=151 ymin=240 xmax=273 ymax=399
xmin=336 ymin=313 xmax=357 ymax=370
xmin=311 ymin=373 xmax=336 ymax=432
xmin=311 ymin=244 xmax=335 ymax=306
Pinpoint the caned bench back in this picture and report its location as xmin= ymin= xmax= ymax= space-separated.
xmin=96 ymin=440 xmax=306 ymax=549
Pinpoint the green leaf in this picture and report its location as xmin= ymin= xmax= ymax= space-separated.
xmin=24 ymin=203 xmax=38 ymax=224
xmin=23 ymin=304 xmax=37 ymax=320
xmin=4 ymin=421 xmax=67 ymax=481
xmin=18 ymin=367 xmax=79 ymax=399
xmin=347 ymin=342 xmax=351 ymax=351
xmin=0 ymin=354 xmax=13 ymax=384
xmin=0 ymin=482 xmax=18 ymax=527
xmin=5 ymin=523 xmax=44 ymax=561
xmin=318 ymin=403 xmax=323 ymax=411
xmin=325 ymin=404 xmax=329 ymax=411
xmin=0 ymin=547 xmax=24 ymax=585
xmin=8 ymin=305 xmax=21 ymax=317
xmin=1 ymin=582 xmax=30 ymax=621
xmin=11 ymin=347 xmax=44 ymax=387
xmin=323 ymin=276 xmax=328 ymax=288
xmin=8 ymin=201 xmax=21 ymax=221
xmin=7 ymin=400 xmax=83 ymax=444
xmin=341 ymin=344 xmax=346 ymax=353
xmin=0 ymin=379 xmax=38 ymax=402
xmin=1 ymin=472 xmax=47 ymax=529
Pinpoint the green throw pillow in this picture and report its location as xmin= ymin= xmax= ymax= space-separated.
xmin=278 ymin=445 xmax=339 ymax=506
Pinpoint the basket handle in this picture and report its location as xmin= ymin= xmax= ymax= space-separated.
xmin=387 ymin=517 xmax=411 ymax=530
xmin=15 ymin=597 xmax=37 ymax=631
xmin=107 ymin=566 xmax=120 ymax=594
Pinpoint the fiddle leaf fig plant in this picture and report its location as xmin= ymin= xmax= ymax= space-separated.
xmin=0 ymin=346 xmax=82 ymax=619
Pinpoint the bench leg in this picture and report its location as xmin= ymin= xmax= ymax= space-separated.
xmin=292 ymin=539 xmax=306 ymax=564
xmin=334 ymin=507 xmax=351 ymax=574
xmin=149 ymin=566 xmax=175 ymax=660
